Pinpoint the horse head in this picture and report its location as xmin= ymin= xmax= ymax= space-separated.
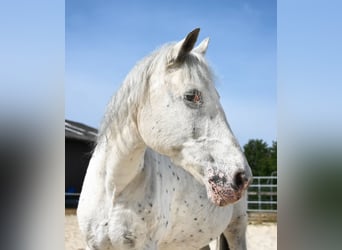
xmin=137 ymin=28 xmax=252 ymax=206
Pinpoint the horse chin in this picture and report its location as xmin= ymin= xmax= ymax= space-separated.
xmin=205 ymin=184 xmax=243 ymax=207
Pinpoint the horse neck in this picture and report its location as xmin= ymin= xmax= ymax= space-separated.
xmin=95 ymin=57 xmax=155 ymax=199
xmin=97 ymin=108 xmax=146 ymax=199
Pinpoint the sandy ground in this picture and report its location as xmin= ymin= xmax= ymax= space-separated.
xmin=65 ymin=213 xmax=276 ymax=250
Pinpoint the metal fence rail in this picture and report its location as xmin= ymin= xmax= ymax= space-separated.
xmin=66 ymin=176 xmax=278 ymax=213
xmin=247 ymin=176 xmax=277 ymax=213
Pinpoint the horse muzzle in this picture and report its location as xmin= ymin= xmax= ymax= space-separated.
xmin=207 ymin=171 xmax=252 ymax=206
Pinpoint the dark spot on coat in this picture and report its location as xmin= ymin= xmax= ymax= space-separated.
xmin=194 ymin=218 xmax=197 ymax=221
xmin=208 ymin=154 xmax=215 ymax=163
xmin=123 ymin=231 xmax=135 ymax=247
xmin=149 ymin=202 xmax=153 ymax=207
xmin=192 ymin=127 xmax=200 ymax=139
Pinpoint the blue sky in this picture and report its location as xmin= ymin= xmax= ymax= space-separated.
xmin=66 ymin=0 xmax=276 ymax=146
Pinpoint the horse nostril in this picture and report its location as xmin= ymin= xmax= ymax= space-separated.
xmin=232 ymin=171 xmax=248 ymax=191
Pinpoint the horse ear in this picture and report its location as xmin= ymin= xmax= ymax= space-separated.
xmin=174 ymin=28 xmax=200 ymax=63
xmin=193 ymin=37 xmax=210 ymax=55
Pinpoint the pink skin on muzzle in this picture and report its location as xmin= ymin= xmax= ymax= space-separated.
xmin=207 ymin=171 xmax=251 ymax=207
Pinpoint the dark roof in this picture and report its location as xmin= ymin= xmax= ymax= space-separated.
xmin=65 ymin=119 xmax=98 ymax=142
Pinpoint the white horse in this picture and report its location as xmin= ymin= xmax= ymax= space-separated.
xmin=77 ymin=28 xmax=252 ymax=250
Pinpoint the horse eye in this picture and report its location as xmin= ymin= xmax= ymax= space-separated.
xmin=184 ymin=89 xmax=203 ymax=108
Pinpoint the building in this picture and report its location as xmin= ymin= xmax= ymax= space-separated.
xmin=65 ymin=119 xmax=97 ymax=207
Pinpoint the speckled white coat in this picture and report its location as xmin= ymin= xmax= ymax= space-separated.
xmin=77 ymin=29 xmax=252 ymax=250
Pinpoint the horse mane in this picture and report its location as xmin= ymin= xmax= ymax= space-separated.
xmin=97 ymin=41 xmax=213 ymax=145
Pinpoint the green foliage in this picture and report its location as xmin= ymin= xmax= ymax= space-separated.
xmin=243 ymin=139 xmax=277 ymax=176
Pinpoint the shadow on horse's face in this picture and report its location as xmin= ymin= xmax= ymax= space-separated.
xmin=137 ymin=29 xmax=252 ymax=206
